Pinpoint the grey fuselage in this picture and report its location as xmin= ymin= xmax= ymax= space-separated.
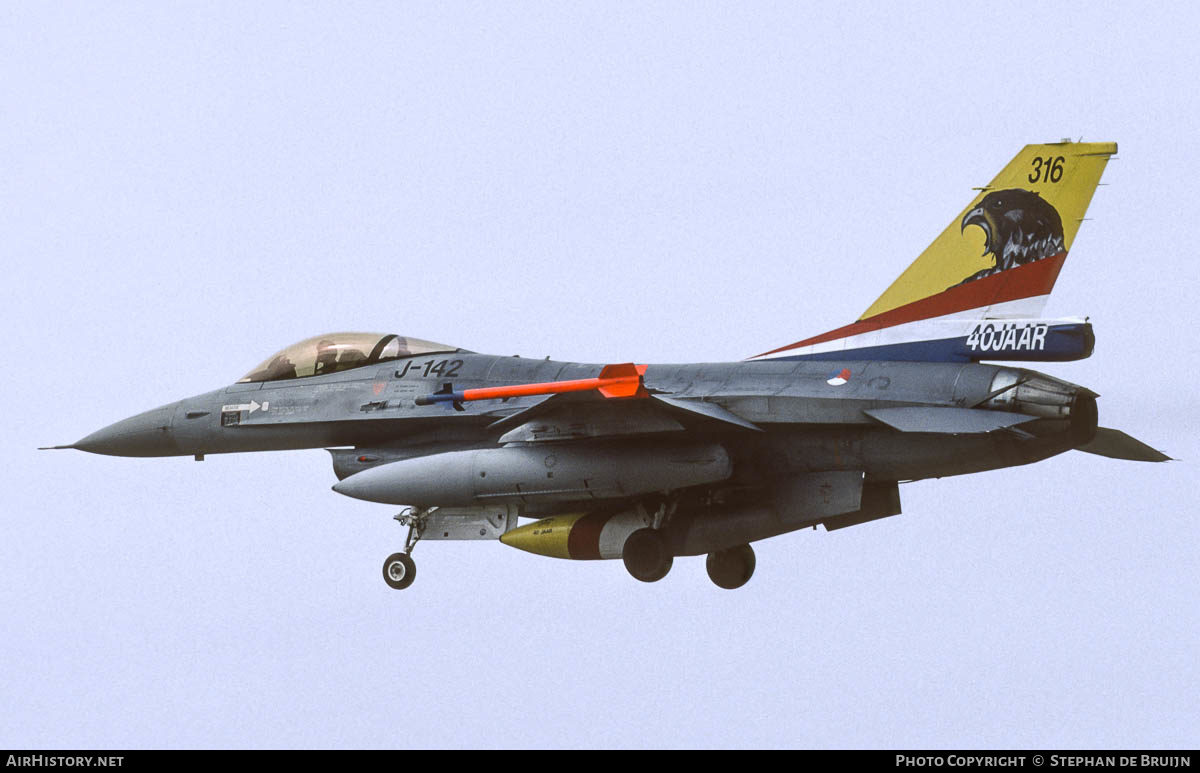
xmin=73 ymin=351 xmax=1095 ymax=492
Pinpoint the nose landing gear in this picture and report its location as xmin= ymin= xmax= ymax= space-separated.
xmin=382 ymin=552 xmax=416 ymax=590
xmin=382 ymin=508 xmax=428 ymax=590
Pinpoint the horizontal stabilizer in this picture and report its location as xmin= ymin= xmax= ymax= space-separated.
xmin=865 ymin=406 xmax=1037 ymax=434
xmin=1077 ymin=428 xmax=1171 ymax=462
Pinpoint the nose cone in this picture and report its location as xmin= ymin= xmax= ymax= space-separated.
xmin=332 ymin=470 xmax=387 ymax=503
xmin=74 ymin=403 xmax=181 ymax=457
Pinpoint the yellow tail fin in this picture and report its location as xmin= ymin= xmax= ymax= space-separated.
xmin=861 ymin=141 xmax=1117 ymax=321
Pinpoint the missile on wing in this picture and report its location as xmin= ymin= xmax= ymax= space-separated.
xmin=416 ymin=362 xmax=647 ymax=406
xmin=332 ymin=441 xmax=732 ymax=507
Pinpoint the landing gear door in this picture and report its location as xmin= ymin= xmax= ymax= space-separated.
xmin=423 ymin=505 xmax=519 ymax=541
xmin=770 ymin=471 xmax=865 ymax=524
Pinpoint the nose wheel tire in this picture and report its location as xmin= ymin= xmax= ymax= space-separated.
xmin=622 ymin=528 xmax=673 ymax=583
xmin=706 ymin=543 xmax=755 ymax=589
xmin=383 ymin=552 xmax=416 ymax=590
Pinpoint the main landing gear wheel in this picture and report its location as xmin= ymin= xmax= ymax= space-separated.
xmin=382 ymin=552 xmax=416 ymax=590
xmin=623 ymin=528 xmax=673 ymax=583
xmin=706 ymin=543 xmax=755 ymax=589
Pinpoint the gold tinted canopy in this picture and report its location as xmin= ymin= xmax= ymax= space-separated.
xmin=239 ymin=332 xmax=457 ymax=383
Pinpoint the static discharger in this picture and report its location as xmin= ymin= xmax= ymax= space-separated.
xmin=415 ymin=362 xmax=647 ymax=406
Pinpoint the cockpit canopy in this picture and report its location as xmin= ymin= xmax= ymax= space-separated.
xmin=239 ymin=332 xmax=457 ymax=383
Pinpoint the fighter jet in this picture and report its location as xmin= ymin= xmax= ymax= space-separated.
xmin=45 ymin=141 xmax=1168 ymax=590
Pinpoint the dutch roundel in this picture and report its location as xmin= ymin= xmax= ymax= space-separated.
xmin=826 ymin=368 xmax=851 ymax=386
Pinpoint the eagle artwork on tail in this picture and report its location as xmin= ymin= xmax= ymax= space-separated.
xmin=957 ymin=188 xmax=1065 ymax=285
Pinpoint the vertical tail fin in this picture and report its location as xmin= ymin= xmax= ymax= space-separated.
xmin=752 ymin=141 xmax=1116 ymax=363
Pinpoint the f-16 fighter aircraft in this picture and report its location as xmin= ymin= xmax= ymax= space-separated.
xmin=46 ymin=141 xmax=1168 ymax=590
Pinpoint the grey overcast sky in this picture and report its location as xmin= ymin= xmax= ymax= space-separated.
xmin=3 ymin=1 xmax=1197 ymax=749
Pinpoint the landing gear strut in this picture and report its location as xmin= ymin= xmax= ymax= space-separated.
xmin=706 ymin=543 xmax=755 ymax=589
xmin=382 ymin=508 xmax=428 ymax=590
